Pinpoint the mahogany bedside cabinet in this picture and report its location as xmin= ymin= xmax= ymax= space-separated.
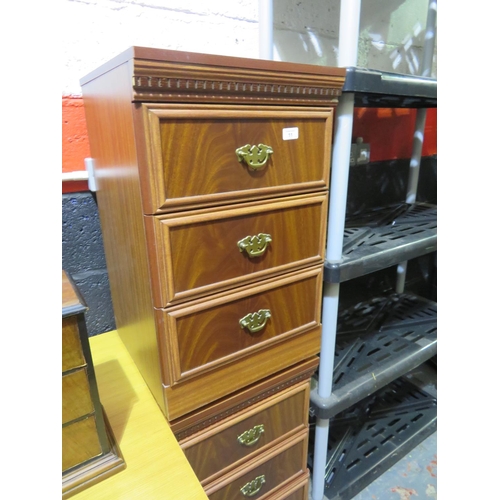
xmin=62 ymin=270 xmax=125 ymax=498
xmin=80 ymin=47 xmax=345 ymax=499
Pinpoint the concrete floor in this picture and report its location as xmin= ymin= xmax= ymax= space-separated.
xmin=350 ymin=432 xmax=437 ymax=500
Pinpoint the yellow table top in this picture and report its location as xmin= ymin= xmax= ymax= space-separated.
xmin=71 ymin=330 xmax=208 ymax=500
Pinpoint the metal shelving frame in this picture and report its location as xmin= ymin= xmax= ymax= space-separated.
xmin=259 ymin=2 xmax=437 ymax=499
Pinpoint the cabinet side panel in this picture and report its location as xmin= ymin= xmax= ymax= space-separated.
xmin=81 ymin=62 xmax=165 ymax=411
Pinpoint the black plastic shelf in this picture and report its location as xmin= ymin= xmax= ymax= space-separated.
xmin=343 ymin=67 xmax=437 ymax=108
xmin=310 ymin=292 xmax=437 ymax=420
xmin=324 ymin=203 xmax=437 ymax=284
xmin=308 ymin=365 xmax=437 ymax=500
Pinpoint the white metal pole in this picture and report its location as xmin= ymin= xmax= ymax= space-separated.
xmin=420 ymin=0 xmax=437 ymax=79
xmin=312 ymin=2 xmax=360 ymax=499
xmin=395 ymin=0 xmax=437 ymax=293
xmin=318 ymin=93 xmax=355 ymax=396
xmin=337 ymin=0 xmax=361 ymax=68
xmin=406 ymin=0 xmax=436 ymax=203
xmin=258 ymin=0 xmax=273 ymax=60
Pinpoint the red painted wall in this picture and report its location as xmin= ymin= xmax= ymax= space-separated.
xmin=352 ymin=107 xmax=437 ymax=163
xmin=62 ymin=96 xmax=91 ymax=193
xmin=61 ymin=97 xmax=437 ymax=194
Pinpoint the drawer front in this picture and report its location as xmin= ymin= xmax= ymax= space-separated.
xmin=62 ymin=316 xmax=85 ymax=372
xmin=148 ymin=194 xmax=327 ymax=307
xmin=181 ymin=382 xmax=310 ymax=484
xmin=141 ymin=105 xmax=333 ymax=214
xmin=205 ymin=432 xmax=308 ymax=500
xmin=62 ymin=416 xmax=102 ymax=472
xmin=162 ymin=267 xmax=322 ymax=383
xmin=279 ymin=479 xmax=309 ymax=500
xmin=283 ymin=486 xmax=308 ymax=500
xmin=164 ymin=326 xmax=320 ymax=421
xmin=266 ymin=473 xmax=309 ymax=500
xmin=62 ymin=368 xmax=94 ymax=424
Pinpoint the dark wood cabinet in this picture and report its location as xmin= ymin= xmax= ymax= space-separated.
xmin=62 ymin=271 xmax=125 ymax=498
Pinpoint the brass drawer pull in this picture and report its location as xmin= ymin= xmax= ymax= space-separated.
xmin=237 ymin=424 xmax=265 ymax=447
xmin=237 ymin=233 xmax=272 ymax=258
xmin=236 ymin=144 xmax=273 ymax=171
xmin=240 ymin=310 xmax=271 ymax=333
xmin=240 ymin=475 xmax=266 ymax=497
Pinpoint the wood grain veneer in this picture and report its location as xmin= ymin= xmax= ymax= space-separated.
xmin=69 ymin=330 xmax=206 ymax=500
xmin=62 ymin=272 xmax=125 ymax=497
xmin=170 ymin=357 xmax=319 ymax=441
xmin=181 ymin=381 xmax=310 ymax=485
xmin=62 ymin=271 xmax=108 ymax=471
xmin=62 ymin=416 xmax=102 ymax=472
xmin=141 ymin=105 xmax=333 ymax=214
xmin=81 ymin=50 xmax=344 ymax=499
xmin=147 ymin=194 xmax=327 ymax=307
xmin=81 ymin=48 xmax=344 ymax=418
xmin=266 ymin=473 xmax=310 ymax=500
xmin=62 ymin=317 xmax=86 ymax=372
xmin=62 ymin=369 xmax=94 ymax=424
xmin=81 ymin=62 xmax=165 ymax=407
xmin=80 ymin=47 xmax=346 ymax=107
xmin=159 ymin=266 xmax=323 ymax=385
xmin=162 ymin=324 xmax=320 ymax=421
xmin=204 ymin=431 xmax=308 ymax=500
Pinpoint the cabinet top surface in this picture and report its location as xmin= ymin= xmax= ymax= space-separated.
xmin=62 ymin=270 xmax=87 ymax=317
xmin=80 ymin=46 xmax=346 ymax=86
xmin=79 ymin=46 xmax=346 ymax=106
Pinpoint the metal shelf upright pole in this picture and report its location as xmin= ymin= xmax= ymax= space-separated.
xmin=395 ymin=0 xmax=437 ymax=293
xmin=258 ymin=0 xmax=274 ymax=60
xmin=311 ymin=2 xmax=361 ymax=499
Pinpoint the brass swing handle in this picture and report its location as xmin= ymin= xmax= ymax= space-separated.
xmin=240 ymin=475 xmax=266 ymax=497
xmin=239 ymin=309 xmax=271 ymax=334
xmin=237 ymin=424 xmax=265 ymax=447
xmin=237 ymin=233 xmax=272 ymax=258
xmin=235 ymin=144 xmax=273 ymax=171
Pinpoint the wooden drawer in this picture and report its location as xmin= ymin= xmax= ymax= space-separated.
xmin=62 ymin=368 xmax=94 ymax=424
xmin=62 ymin=416 xmax=103 ymax=472
xmin=62 ymin=316 xmax=85 ymax=372
xmin=204 ymin=431 xmax=308 ymax=500
xmin=162 ymin=327 xmax=320 ymax=421
xmin=181 ymin=381 xmax=310 ymax=485
xmin=158 ymin=268 xmax=322 ymax=420
xmin=266 ymin=472 xmax=309 ymax=500
xmin=140 ymin=105 xmax=333 ymax=214
xmin=159 ymin=266 xmax=322 ymax=386
xmin=147 ymin=194 xmax=328 ymax=307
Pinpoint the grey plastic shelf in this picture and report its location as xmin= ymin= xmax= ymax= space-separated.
xmin=310 ymin=292 xmax=437 ymax=420
xmin=343 ymin=67 xmax=437 ymax=108
xmin=308 ymin=362 xmax=437 ymax=500
xmin=324 ymin=203 xmax=437 ymax=284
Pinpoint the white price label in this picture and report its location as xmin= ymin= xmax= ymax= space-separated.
xmin=282 ymin=127 xmax=299 ymax=141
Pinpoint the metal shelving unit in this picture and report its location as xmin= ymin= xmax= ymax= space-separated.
xmin=309 ymin=2 xmax=437 ymax=497
xmin=258 ymin=2 xmax=437 ymax=498
xmin=310 ymin=292 xmax=437 ymax=420
xmin=343 ymin=67 xmax=438 ymax=108
xmin=324 ymin=202 xmax=437 ymax=284
xmin=311 ymin=70 xmax=437 ymax=500
xmin=308 ymin=365 xmax=437 ymax=500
